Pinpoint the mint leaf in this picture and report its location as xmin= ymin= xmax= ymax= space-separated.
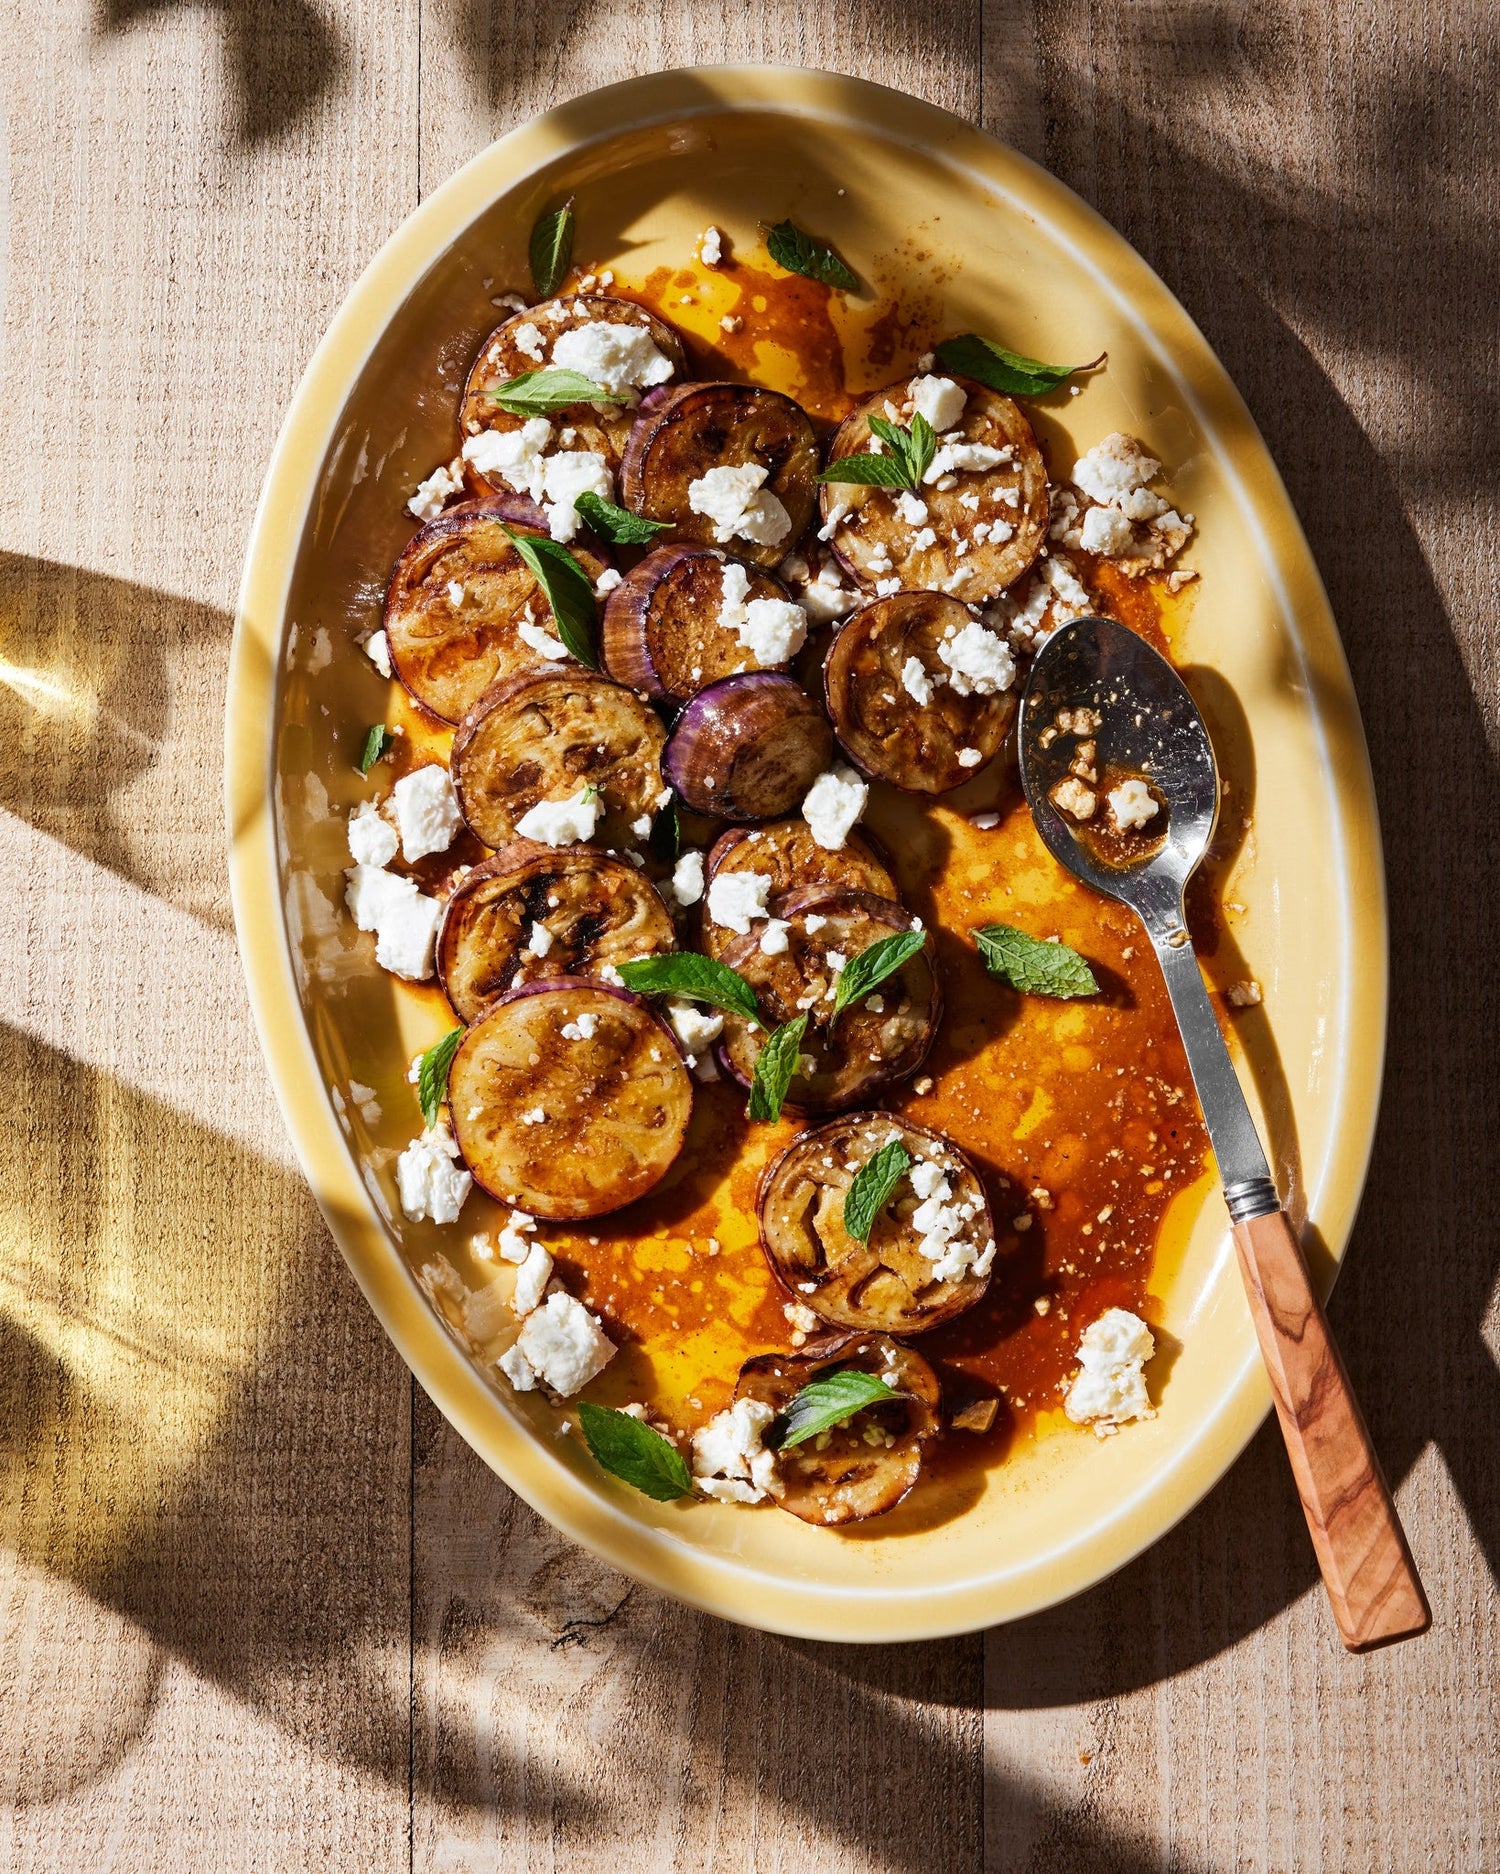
xmin=358 ymin=724 xmax=392 ymax=774
xmin=503 ymin=526 xmax=598 ymax=667
xmin=764 ymin=218 xmax=859 ymax=293
xmin=489 ymin=369 xmax=627 ymax=416
xmin=617 ymin=953 xmax=762 ymax=1027
xmin=574 ymin=492 xmax=672 ymax=546
xmin=766 ymin=1368 xmax=904 ymax=1449
xmin=578 ymin=1402 xmax=694 ymax=1502
xmin=832 ymin=929 xmax=927 ymax=1015
xmin=747 ymin=1012 xmax=809 ymax=1123
xmin=529 ymin=199 xmax=574 ymax=300
xmin=416 ymin=1026 xmax=463 ymax=1127
xmin=869 ymin=412 xmax=936 ymax=489
xmin=843 ymin=1139 xmax=913 ymax=1244
xmin=816 ymin=452 xmax=912 ymax=490
xmin=934 ymin=333 xmax=1095 ymax=399
xmin=973 ymin=923 xmax=1099 ymax=998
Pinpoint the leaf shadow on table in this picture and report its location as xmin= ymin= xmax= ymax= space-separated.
xmin=94 ymin=0 xmax=346 ymax=144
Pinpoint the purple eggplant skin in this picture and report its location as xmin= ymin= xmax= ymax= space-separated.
xmin=600 ymin=544 xmax=796 ymax=702
xmin=662 ymin=672 xmax=834 ymax=821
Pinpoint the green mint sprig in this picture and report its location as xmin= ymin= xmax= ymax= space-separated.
xmin=747 ymin=1012 xmax=809 ymax=1123
xmin=764 ymin=218 xmax=859 ymax=293
xmin=973 ymin=923 xmax=1098 ymax=998
xmin=577 ymin=1402 xmax=694 ymax=1501
xmin=529 ymin=199 xmax=575 ymax=299
xmin=843 ymin=1139 xmax=913 ymax=1244
xmin=489 ymin=369 xmax=628 ymax=416
xmin=415 ymin=1026 xmax=463 ymax=1127
xmin=832 ymin=929 xmax=928 ymax=1015
xmin=766 ymin=1368 xmax=904 ymax=1450
xmin=934 ymin=332 xmax=1100 ymax=399
xmin=502 ymin=526 xmax=598 ymax=668
xmin=617 ymin=953 xmax=762 ymax=1027
xmin=818 ymin=412 xmax=935 ymax=494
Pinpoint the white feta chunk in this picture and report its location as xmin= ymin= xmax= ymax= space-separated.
xmin=691 ymin=1397 xmax=778 ymax=1502
xmin=560 ymin=1013 xmax=599 ymax=1041
xmin=392 ymin=763 xmax=462 ymax=863
xmin=462 ymin=417 xmax=553 ymax=497
xmin=514 ymin=1290 xmax=615 ymax=1396
xmin=511 ymin=320 xmax=546 ymax=361
xmin=688 ymin=464 xmax=792 ymax=548
xmin=1063 ymin=1308 xmax=1156 ymax=1432
xmin=908 ymin=374 xmax=967 ymax=432
xmin=698 ymin=225 xmax=724 ymax=266
xmin=527 ymin=919 xmax=553 ymax=957
xmin=396 ymin=1124 xmax=472 ymax=1225
xmin=1108 ymin=778 xmax=1159 ymax=831
xmin=511 ymin=1242 xmax=554 ymax=1316
xmin=666 ymin=1001 xmax=724 ymax=1056
xmin=363 ymin=629 xmax=393 ymax=679
xmin=540 ymin=449 xmax=612 ymax=542
xmin=517 ymin=618 xmax=571 ymax=660
xmin=1072 ymin=433 xmax=1161 ymax=506
xmin=895 ymin=490 xmax=929 ymax=525
xmin=707 ymin=868 xmax=773 ymax=933
xmin=801 ymin=765 xmax=868 ymax=851
xmin=408 ymin=460 xmax=462 ymax=522
xmin=1080 ymin=505 xmax=1138 ymax=557
xmin=551 ymin=320 xmax=675 ymax=396
xmin=796 ymin=561 xmax=859 ymax=622
xmin=344 ymin=865 xmax=442 ymax=979
xmin=497 ymin=1343 xmax=537 ymax=1392
xmin=936 ymin=620 xmax=1017 ymax=697
xmin=924 ymin=440 xmax=1008 ymax=483
xmin=670 ymin=849 xmax=705 ymax=907
xmin=901 ymin=656 xmax=934 ymax=706
xmin=497 ymin=1209 xmax=537 ymax=1262
xmin=594 ymin=566 xmax=623 ymax=596
xmin=515 ymin=786 xmax=601 ymax=847
xmin=759 ymin=918 xmax=791 ymax=955
xmin=957 ymin=747 xmax=983 ymax=768
xmin=347 ymin=800 xmax=398 ymax=869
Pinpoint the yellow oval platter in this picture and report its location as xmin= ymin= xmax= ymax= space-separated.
xmin=226 ymin=67 xmax=1386 ymax=1640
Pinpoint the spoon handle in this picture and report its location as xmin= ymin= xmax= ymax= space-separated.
xmin=1231 ymin=1208 xmax=1430 ymax=1650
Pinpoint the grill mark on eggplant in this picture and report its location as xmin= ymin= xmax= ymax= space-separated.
xmin=384 ymin=500 xmax=614 ymax=725
xmin=698 ymin=820 xmax=900 ymax=960
xmin=735 ymin=1335 xmax=941 ymax=1525
xmin=601 ymin=545 xmax=797 ymax=701
xmin=819 ymin=377 xmax=1048 ymax=602
xmin=449 ymin=979 xmax=693 ymax=1219
xmin=450 ymin=667 xmax=667 ymax=850
xmin=824 ymin=591 xmax=1016 ymax=793
xmin=758 ymin=1113 xmax=996 ymax=1335
xmin=716 ymin=890 xmax=940 ymax=1111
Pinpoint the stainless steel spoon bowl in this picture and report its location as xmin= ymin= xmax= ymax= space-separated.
xmin=1018 ymin=615 xmax=1428 ymax=1652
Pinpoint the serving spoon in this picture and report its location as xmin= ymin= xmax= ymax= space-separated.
xmin=1018 ymin=615 xmax=1429 ymax=1651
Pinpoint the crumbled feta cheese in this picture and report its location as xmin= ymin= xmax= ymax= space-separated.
xmin=970 ymin=811 xmax=1001 ymax=830
xmin=462 ymin=417 xmax=553 ymax=495
xmin=698 ymin=225 xmax=724 ymax=266
xmin=908 ymin=374 xmax=967 ymax=432
xmin=396 ymin=1124 xmax=472 ymax=1224
xmin=514 ymin=1290 xmax=615 ymax=1396
xmin=910 ymin=526 xmax=938 ymax=551
xmin=560 ymin=1013 xmax=599 ymax=1041
xmin=719 ymin=314 xmax=743 ymax=334
xmin=527 ymin=920 xmax=553 ymax=957
xmin=515 ymin=786 xmax=601 ymax=847
xmin=816 ymin=500 xmax=850 ymax=543
xmin=594 ymin=566 xmax=623 ymax=595
xmin=957 ymin=747 xmax=983 ymax=768
xmin=707 ymin=868 xmax=773 ymax=933
xmin=347 ymin=800 xmax=398 ymax=869
xmin=901 ymin=656 xmax=934 ymax=706
xmin=759 ymin=918 xmax=791 ymax=955
xmin=924 ymin=440 xmax=1007 ymax=483
xmin=344 ymin=865 xmax=443 ymax=979
xmin=1050 ymin=775 xmax=1097 ymax=821
xmin=874 ymin=576 xmax=902 ymax=597
xmin=518 ymin=618 xmax=571 ymax=661
xmin=895 ymin=490 xmax=929 ymax=525
xmin=446 ymin=581 xmax=466 ymax=607
xmin=511 ymin=321 xmax=546 ymax=361
xmin=540 ymin=450 xmax=612 ymax=542
xmin=688 ymin=464 xmax=792 ymax=548
xmin=910 ymin=1159 xmax=948 ymax=1201
xmin=511 ymin=1241 xmax=553 ymax=1316
xmin=1228 ymin=979 xmax=1263 ymax=1008
xmin=739 ymin=597 xmax=806 ymax=664
xmin=1072 ymin=433 xmax=1160 ymax=506
xmin=497 ymin=1343 xmax=537 ymax=1391
xmin=550 ymin=320 xmax=675 ymax=396
xmin=936 ymin=619 xmax=1016 ymax=696
xmin=802 ymin=765 xmax=868 ymax=851
xmin=1063 ymin=1308 xmax=1156 ymax=1432
xmin=691 ymin=1397 xmax=778 ymax=1502
xmin=804 ymin=914 xmax=827 ymax=933
xmin=1080 ymin=504 xmax=1137 ymax=557
xmin=1108 ymin=778 xmax=1159 ymax=831
xmin=666 ymin=1001 xmax=724 ymax=1055
xmin=408 ymin=460 xmax=462 ymax=522
xmin=363 ymin=629 xmax=393 ymax=679
xmin=497 ymin=1209 xmax=537 ymax=1261
xmin=393 ymin=763 xmax=462 ymax=863
xmin=520 ymin=1107 xmax=546 ymax=1126
xmin=670 ymin=849 xmax=705 ymax=907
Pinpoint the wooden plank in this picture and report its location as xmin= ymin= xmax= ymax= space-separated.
xmin=981 ymin=0 xmax=1500 ymax=1866
xmin=0 ymin=2 xmax=421 ymax=1867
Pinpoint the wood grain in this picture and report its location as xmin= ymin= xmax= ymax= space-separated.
xmin=0 ymin=1 xmax=1496 ymax=1870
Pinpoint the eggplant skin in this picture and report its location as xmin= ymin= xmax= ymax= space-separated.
xmin=385 ymin=499 xmax=613 ymax=725
xmin=819 ymin=377 xmax=1049 ymax=602
xmin=662 ymin=673 xmax=833 ymax=822
xmin=448 ymin=978 xmax=693 ymax=1219
xmin=698 ymin=820 xmax=900 ymax=960
xmin=450 ymin=666 xmax=667 ymax=851
xmin=437 ymin=841 xmax=676 ymax=1022
xmin=824 ymin=591 xmax=1017 ymax=794
xmin=716 ymin=890 xmax=940 ymax=1111
xmin=735 ymin=1335 xmax=942 ymax=1525
xmin=618 ymin=383 xmax=820 ymax=569
xmin=757 ymin=1113 xmax=995 ymax=1335
xmin=601 ymin=545 xmax=796 ymax=702
xmin=460 ymin=295 xmax=689 ymax=487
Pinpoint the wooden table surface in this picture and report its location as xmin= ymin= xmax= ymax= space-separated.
xmin=2 ymin=4 xmax=1496 ymax=1868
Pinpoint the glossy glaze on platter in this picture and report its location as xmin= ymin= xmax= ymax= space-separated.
xmin=228 ymin=68 xmax=1385 ymax=1640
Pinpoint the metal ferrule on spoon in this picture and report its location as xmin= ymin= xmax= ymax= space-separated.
xmin=1019 ymin=616 xmax=1429 ymax=1652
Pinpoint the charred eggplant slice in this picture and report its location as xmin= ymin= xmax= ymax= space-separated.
xmin=385 ymin=499 xmax=613 ymax=724
xmin=663 ymin=673 xmax=833 ymax=821
xmin=460 ymin=295 xmax=688 ymax=487
xmin=717 ymin=890 xmax=940 ymax=1110
xmin=735 ymin=1335 xmax=941 ymax=1525
xmin=449 ymin=978 xmax=692 ymax=1219
xmin=820 ymin=377 xmax=1048 ymax=601
xmin=451 ymin=666 xmax=667 ymax=850
xmin=699 ymin=820 xmax=899 ymax=960
xmin=825 ymin=591 xmax=1017 ymax=793
xmin=758 ymin=1113 xmax=995 ymax=1334
xmin=619 ymin=383 xmax=820 ymax=568
xmin=601 ymin=545 xmax=802 ymax=702
xmin=437 ymin=840 xmax=676 ymax=1021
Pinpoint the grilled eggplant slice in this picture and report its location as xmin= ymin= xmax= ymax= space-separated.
xmin=699 ymin=820 xmax=899 ymax=960
xmin=437 ymin=840 xmax=676 ymax=1021
xmin=663 ymin=673 xmax=833 ymax=821
xmin=385 ymin=499 xmax=613 ymax=724
xmin=717 ymin=889 xmax=940 ymax=1110
xmin=451 ymin=667 xmax=667 ymax=850
xmin=735 ymin=1335 xmax=941 ymax=1525
xmin=448 ymin=978 xmax=692 ymax=1218
xmin=819 ymin=377 xmax=1048 ymax=602
xmin=601 ymin=545 xmax=800 ymax=701
xmin=460 ymin=296 xmax=688 ymax=487
xmin=758 ymin=1113 xmax=995 ymax=1334
xmin=619 ymin=383 xmax=820 ymax=568
xmin=824 ymin=591 xmax=1017 ymax=793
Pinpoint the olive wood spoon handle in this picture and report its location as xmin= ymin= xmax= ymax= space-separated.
xmin=1231 ymin=1207 xmax=1430 ymax=1650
